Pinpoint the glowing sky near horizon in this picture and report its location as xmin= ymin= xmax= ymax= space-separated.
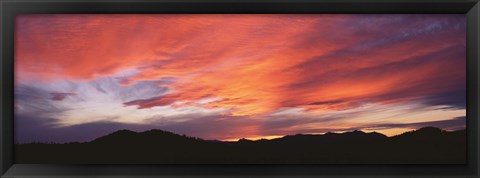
xmin=14 ymin=14 xmax=466 ymax=143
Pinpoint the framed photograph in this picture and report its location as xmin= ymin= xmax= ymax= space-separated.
xmin=1 ymin=0 xmax=479 ymax=177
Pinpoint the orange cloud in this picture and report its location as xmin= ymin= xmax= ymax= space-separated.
xmin=119 ymin=15 xmax=465 ymax=116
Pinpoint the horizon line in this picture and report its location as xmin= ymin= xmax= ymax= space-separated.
xmin=15 ymin=126 xmax=466 ymax=145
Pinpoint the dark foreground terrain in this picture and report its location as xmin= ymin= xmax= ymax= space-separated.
xmin=15 ymin=127 xmax=465 ymax=164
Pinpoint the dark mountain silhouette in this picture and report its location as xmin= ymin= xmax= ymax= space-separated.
xmin=15 ymin=127 xmax=466 ymax=164
xmin=90 ymin=129 xmax=204 ymax=145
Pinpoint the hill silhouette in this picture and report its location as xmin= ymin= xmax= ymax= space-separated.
xmin=15 ymin=127 xmax=466 ymax=164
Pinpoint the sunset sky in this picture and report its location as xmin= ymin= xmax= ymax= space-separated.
xmin=14 ymin=14 xmax=466 ymax=143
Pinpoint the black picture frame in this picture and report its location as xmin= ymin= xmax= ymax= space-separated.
xmin=1 ymin=0 xmax=479 ymax=177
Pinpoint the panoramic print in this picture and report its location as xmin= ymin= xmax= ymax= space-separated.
xmin=14 ymin=14 xmax=466 ymax=164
